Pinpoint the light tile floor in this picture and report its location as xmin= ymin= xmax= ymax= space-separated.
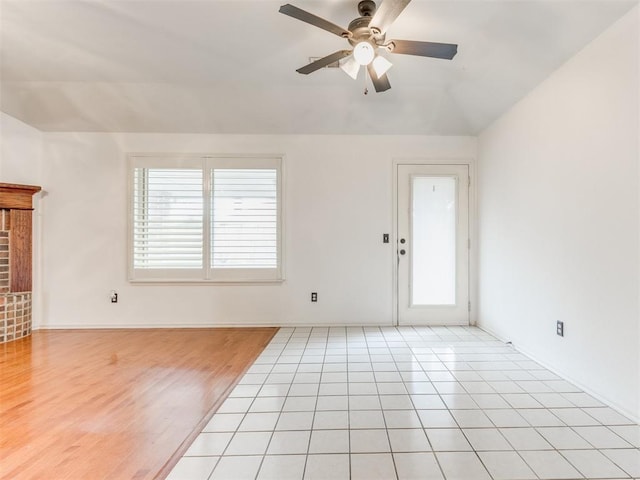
xmin=166 ymin=326 xmax=639 ymax=480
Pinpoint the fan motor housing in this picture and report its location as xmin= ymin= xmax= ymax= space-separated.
xmin=347 ymin=16 xmax=385 ymax=46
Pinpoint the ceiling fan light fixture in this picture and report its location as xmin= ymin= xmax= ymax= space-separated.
xmin=340 ymin=55 xmax=360 ymax=80
xmin=372 ymin=55 xmax=393 ymax=77
xmin=279 ymin=1 xmax=459 ymax=93
xmin=353 ymin=41 xmax=375 ymax=65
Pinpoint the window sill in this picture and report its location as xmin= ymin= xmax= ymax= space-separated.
xmin=128 ymin=278 xmax=285 ymax=286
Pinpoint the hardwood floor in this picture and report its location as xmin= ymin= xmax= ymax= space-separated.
xmin=0 ymin=328 xmax=277 ymax=480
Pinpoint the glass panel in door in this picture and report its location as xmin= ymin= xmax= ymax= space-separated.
xmin=412 ymin=176 xmax=456 ymax=306
xmin=396 ymin=164 xmax=469 ymax=325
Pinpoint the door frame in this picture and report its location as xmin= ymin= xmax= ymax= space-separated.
xmin=392 ymin=158 xmax=477 ymax=327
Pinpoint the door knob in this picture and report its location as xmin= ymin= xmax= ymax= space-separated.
xmin=400 ymin=238 xmax=406 ymax=244
xmin=400 ymin=249 xmax=406 ymax=255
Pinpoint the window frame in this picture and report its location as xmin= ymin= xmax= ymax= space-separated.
xmin=127 ymin=154 xmax=284 ymax=284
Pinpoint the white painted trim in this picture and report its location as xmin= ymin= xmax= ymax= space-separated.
xmin=278 ymin=155 xmax=287 ymax=287
xmin=35 ymin=324 xmax=280 ymax=329
xmin=637 ymin=1 xmax=640 ymax=427
xmin=33 ymin=321 xmax=398 ymax=330
xmin=468 ymin=160 xmax=478 ymax=326
xmin=128 ymin=279 xmax=286 ymax=286
xmin=391 ymin=162 xmax=399 ymax=327
xmin=32 ymin=192 xmax=44 ymax=330
xmin=391 ymin=157 xmax=477 ymax=327
xmin=203 ymin=155 xmax=212 ymax=279
xmin=478 ymin=323 xmax=640 ymax=424
xmin=128 ymin=152 xmax=286 ymax=160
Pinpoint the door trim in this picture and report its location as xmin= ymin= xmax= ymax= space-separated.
xmin=392 ymin=158 xmax=477 ymax=327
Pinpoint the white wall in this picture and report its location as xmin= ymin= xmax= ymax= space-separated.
xmin=0 ymin=112 xmax=44 ymax=328
xmin=40 ymin=133 xmax=475 ymax=328
xmin=477 ymin=7 xmax=639 ymax=420
xmin=0 ymin=112 xmax=43 ymax=184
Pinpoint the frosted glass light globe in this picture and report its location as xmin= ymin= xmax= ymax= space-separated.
xmin=340 ymin=55 xmax=360 ymax=80
xmin=353 ymin=42 xmax=375 ymax=66
xmin=372 ymin=55 xmax=393 ymax=77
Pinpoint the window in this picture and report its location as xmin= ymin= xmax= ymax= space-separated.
xmin=129 ymin=155 xmax=283 ymax=282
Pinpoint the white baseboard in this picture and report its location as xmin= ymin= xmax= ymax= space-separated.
xmin=33 ymin=321 xmax=399 ymax=330
xmin=35 ymin=324 xmax=273 ymax=329
xmin=477 ymin=323 xmax=640 ymax=425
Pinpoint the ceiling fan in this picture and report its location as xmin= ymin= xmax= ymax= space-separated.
xmin=279 ymin=0 xmax=458 ymax=93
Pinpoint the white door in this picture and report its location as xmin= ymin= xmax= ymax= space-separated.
xmin=396 ymin=164 xmax=469 ymax=325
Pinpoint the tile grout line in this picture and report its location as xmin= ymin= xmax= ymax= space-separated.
xmin=301 ymin=326 xmax=330 ymax=479
xmin=251 ymin=328 xmax=299 ymax=479
xmin=371 ymin=325 xmax=401 ymax=480
xmin=430 ymin=325 xmax=497 ymax=480
xmin=204 ymin=330 xmax=291 ymax=480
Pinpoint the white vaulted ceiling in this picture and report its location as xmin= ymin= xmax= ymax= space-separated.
xmin=0 ymin=0 xmax=636 ymax=134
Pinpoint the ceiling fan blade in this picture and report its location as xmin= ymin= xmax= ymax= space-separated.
xmin=279 ymin=4 xmax=350 ymax=38
xmin=370 ymin=0 xmax=412 ymax=34
xmin=367 ymin=63 xmax=391 ymax=92
xmin=296 ymin=50 xmax=352 ymax=75
xmin=388 ymin=40 xmax=458 ymax=59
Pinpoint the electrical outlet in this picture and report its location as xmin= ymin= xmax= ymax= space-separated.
xmin=556 ymin=320 xmax=564 ymax=337
xmin=110 ymin=291 xmax=118 ymax=303
xmin=383 ymin=233 xmax=389 ymax=243
xmin=311 ymin=292 xmax=317 ymax=302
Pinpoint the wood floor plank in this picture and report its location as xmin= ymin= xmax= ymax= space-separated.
xmin=0 ymin=328 xmax=277 ymax=480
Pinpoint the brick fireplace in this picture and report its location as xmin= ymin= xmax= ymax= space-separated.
xmin=0 ymin=183 xmax=41 ymax=344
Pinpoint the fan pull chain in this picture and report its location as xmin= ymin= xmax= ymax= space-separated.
xmin=363 ymin=67 xmax=368 ymax=95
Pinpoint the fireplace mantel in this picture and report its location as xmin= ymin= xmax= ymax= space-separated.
xmin=0 ymin=183 xmax=42 ymax=210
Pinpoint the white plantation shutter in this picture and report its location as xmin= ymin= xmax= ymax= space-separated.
xmin=132 ymin=167 xmax=203 ymax=271
xmin=212 ymin=169 xmax=278 ymax=269
xmin=129 ymin=155 xmax=282 ymax=282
